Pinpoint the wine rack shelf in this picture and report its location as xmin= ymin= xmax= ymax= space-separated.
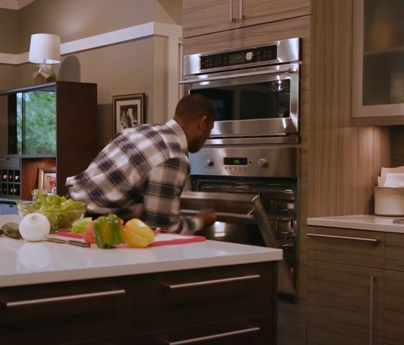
xmin=0 ymin=169 xmax=21 ymax=197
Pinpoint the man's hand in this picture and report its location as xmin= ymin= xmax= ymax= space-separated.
xmin=197 ymin=209 xmax=217 ymax=227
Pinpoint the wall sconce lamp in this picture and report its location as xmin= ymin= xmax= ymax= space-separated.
xmin=28 ymin=33 xmax=61 ymax=84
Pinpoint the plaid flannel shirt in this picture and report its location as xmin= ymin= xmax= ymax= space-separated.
xmin=65 ymin=119 xmax=203 ymax=234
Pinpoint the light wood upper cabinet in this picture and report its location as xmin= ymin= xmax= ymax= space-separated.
xmin=182 ymin=0 xmax=310 ymax=38
xmin=352 ymin=0 xmax=404 ymax=125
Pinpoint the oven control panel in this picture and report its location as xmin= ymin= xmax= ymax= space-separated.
xmin=189 ymin=147 xmax=299 ymax=178
xmin=200 ymin=45 xmax=277 ymax=70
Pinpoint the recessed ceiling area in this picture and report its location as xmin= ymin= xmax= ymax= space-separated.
xmin=0 ymin=0 xmax=35 ymax=10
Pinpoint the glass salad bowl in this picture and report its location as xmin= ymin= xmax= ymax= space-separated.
xmin=17 ymin=194 xmax=86 ymax=232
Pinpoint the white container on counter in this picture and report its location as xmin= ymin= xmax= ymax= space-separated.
xmin=374 ymin=186 xmax=404 ymax=216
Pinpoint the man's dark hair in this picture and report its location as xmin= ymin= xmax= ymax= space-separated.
xmin=175 ymin=94 xmax=216 ymax=122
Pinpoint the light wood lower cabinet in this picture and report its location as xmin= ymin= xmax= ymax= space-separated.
xmin=307 ymin=227 xmax=384 ymax=269
xmin=307 ymin=226 xmax=404 ymax=345
xmin=385 ymin=233 xmax=404 ymax=271
xmin=384 ymin=270 xmax=404 ymax=345
xmin=307 ymin=260 xmax=384 ymax=345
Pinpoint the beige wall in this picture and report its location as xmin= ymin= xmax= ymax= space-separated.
xmin=0 ymin=9 xmax=19 ymax=53
xmin=0 ymin=0 xmax=183 ymax=148
xmin=18 ymin=0 xmax=155 ymax=51
xmin=155 ymin=0 xmax=182 ymax=24
xmin=17 ymin=38 xmax=156 ymax=145
xmin=0 ymin=64 xmax=19 ymax=89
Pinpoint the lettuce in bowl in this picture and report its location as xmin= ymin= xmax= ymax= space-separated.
xmin=17 ymin=192 xmax=86 ymax=231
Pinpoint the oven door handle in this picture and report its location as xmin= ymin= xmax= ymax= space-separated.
xmin=180 ymin=209 xmax=254 ymax=221
xmin=179 ymin=67 xmax=296 ymax=84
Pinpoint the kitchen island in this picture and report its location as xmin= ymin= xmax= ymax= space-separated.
xmin=0 ymin=215 xmax=282 ymax=345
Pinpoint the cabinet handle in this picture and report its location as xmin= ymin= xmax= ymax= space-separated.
xmin=167 ymin=274 xmax=260 ymax=290
xmin=369 ymin=276 xmax=376 ymax=345
xmin=181 ymin=209 xmax=253 ymax=221
xmin=239 ymin=0 xmax=245 ymax=20
xmin=5 ymin=289 xmax=126 ymax=307
xmin=167 ymin=326 xmax=260 ymax=345
xmin=229 ymin=0 xmax=236 ymax=22
xmin=306 ymin=233 xmax=380 ymax=244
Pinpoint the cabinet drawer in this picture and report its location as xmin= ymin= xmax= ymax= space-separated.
xmin=133 ymin=313 xmax=275 ymax=345
xmin=67 ymin=335 xmax=134 ymax=345
xmin=307 ymin=227 xmax=384 ymax=268
xmin=132 ymin=262 xmax=277 ymax=332
xmin=0 ymin=277 xmax=133 ymax=345
xmin=385 ymin=233 xmax=404 ymax=271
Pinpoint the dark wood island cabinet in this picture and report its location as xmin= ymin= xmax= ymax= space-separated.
xmin=0 ymin=261 xmax=278 ymax=345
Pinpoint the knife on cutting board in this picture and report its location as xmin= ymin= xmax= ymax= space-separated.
xmin=44 ymin=236 xmax=90 ymax=247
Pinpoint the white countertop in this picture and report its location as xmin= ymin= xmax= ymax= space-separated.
xmin=307 ymin=214 xmax=404 ymax=233
xmin=0 ymin=215 xmax=282 ymax=288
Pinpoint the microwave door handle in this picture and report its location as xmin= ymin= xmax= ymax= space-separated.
xmin=179 ymin=68 xmax=295 ymax=84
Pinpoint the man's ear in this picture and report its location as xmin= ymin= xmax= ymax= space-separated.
xmin=198 ymin=115 xmax=208 ymax=130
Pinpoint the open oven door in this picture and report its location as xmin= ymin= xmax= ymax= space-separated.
xmin=180 ymin=191 xmax=297 ymax=301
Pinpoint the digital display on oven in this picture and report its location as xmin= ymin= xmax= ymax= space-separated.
xmin=223 ymin=157 xmax=248 ymax=165
xmin=228 ymin=53 xmax=246 ymax=65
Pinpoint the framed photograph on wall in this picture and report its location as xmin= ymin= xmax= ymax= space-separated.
xmin=113 ymin=93 xmax=145 ymax=133
xmin=38 ymin=167 xmax=56 ymax=193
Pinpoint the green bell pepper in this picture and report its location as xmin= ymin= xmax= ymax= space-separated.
xmin=93 ymin=214 xmax=123 ymax=249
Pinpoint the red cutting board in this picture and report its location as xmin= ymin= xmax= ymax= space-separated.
xmin=57 ymin=231 xmax=205 ymax=247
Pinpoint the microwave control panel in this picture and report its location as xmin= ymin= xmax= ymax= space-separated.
xmin=200 ymin=45 xmax=277 ymax=70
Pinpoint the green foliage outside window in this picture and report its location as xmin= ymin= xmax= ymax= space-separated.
xmin=16 ymin=91 xmax=56 ymax=154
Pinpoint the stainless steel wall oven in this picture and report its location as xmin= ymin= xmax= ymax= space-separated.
xmin=180 ymin=38 xmax=301 ymax=142
xmin=183 ymin=146 xmax=299 ymax=302
xmin=180 ymin=37 xmax=302 ymax=302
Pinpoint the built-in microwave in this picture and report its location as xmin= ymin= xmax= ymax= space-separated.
xmin=180 ymin=38 xmax=301 ymax=144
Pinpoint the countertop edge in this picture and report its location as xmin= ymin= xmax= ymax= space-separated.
xmin=0 ymin=245 xmax=282 ymax=288
xmin=307 ymin=215 xmax=404 ymax=233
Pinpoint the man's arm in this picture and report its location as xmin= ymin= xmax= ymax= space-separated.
xmin=143 ymin=157 xmax=203 ymax=234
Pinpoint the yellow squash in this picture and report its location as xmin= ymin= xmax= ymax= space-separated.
xmin=121 ymin=218 xmax=155 ymax=248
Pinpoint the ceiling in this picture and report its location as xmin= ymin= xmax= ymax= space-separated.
xmin=0 ymin=0 xmax=35 ymax=10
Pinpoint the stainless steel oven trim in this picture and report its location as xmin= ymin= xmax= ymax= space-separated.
xmin=179 ymin=62 xmax=298 ymax=84
xmin=183 ymin=37 xmax=300 ymax=76
xmin=204 ymin=136 xmax=300 ymax=145
xmin=188 ymin=146 xmax=299 ymax=178
xmin=179 ymin=62 xmax=300 ymax=87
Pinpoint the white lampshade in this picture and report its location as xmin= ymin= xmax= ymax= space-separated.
xmin=29 ymin=33 xmax=61 ymax=64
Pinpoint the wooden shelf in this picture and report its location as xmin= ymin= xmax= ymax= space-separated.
xmin=0 ymin=81 xmax=99 ymax=197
